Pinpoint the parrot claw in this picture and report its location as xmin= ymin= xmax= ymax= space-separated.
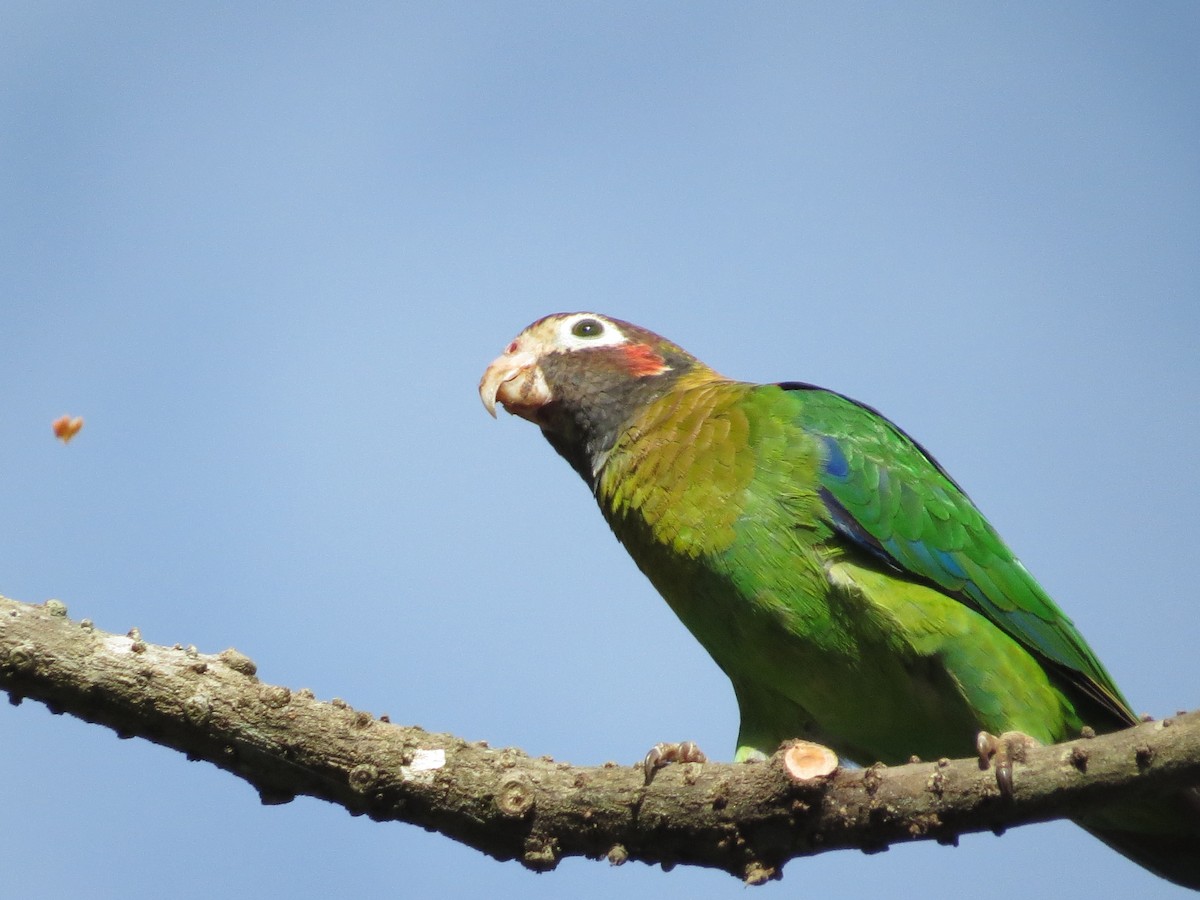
xmin=976 ymin=730 xmax=1040 ymax=799
xmin=642 ymin=741 xmax=707 ymax=784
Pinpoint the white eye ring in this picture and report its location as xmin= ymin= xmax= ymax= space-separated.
xmin=558 ymin=313 xmax=627 ymax=350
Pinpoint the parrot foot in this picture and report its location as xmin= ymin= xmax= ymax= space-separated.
xmin=976 ymin=730 xmax=1041 ymax=799
xmin=642 ymin=741 xmax=707 ymax=785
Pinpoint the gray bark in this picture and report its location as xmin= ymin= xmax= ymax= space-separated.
xmin=2 ymin=593 xmax=1197 ymax=884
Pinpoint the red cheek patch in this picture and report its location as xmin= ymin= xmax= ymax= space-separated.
xmin=621 ymin=343 xmax=669 ymax=377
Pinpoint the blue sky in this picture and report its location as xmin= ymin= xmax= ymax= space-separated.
xmin=3 ymin=4 xmax=1198 ymax=897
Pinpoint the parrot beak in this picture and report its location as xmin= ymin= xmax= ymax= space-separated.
xmin=479 ymin=349 xmax=550 ymax=420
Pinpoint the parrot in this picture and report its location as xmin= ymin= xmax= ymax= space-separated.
xmin=479 ymin=311 xmax=1200 ymax=889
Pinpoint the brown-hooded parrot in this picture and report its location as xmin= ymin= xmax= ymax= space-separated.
xmin=479 ymin=311 xmax=1200 ymax=889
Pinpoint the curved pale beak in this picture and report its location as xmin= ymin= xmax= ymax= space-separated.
xmin=478 ymin=350 xmax=549 ymax=420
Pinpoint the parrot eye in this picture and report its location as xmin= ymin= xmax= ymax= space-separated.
xmin=571 ymin=318 xmax=604 ymax=339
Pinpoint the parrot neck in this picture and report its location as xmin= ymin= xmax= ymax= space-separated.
xmin=537 ymin=364 xmax=697 ymax=487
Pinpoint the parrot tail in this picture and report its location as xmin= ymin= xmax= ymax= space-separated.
xmin=1082 ymin=787 xmax=1200 ymax=891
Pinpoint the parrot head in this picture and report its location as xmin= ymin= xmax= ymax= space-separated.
xmin=480 ymin=312 xmax=713 ymax=478
xmin=480 ymin=312 xmax=686 ymax=420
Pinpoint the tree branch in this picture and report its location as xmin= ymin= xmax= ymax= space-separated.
xmin=2 ymin=593 xmax=1198 ymax=884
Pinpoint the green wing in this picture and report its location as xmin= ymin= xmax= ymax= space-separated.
xmin=777 ymin=382 xmax=1135 ymax=730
